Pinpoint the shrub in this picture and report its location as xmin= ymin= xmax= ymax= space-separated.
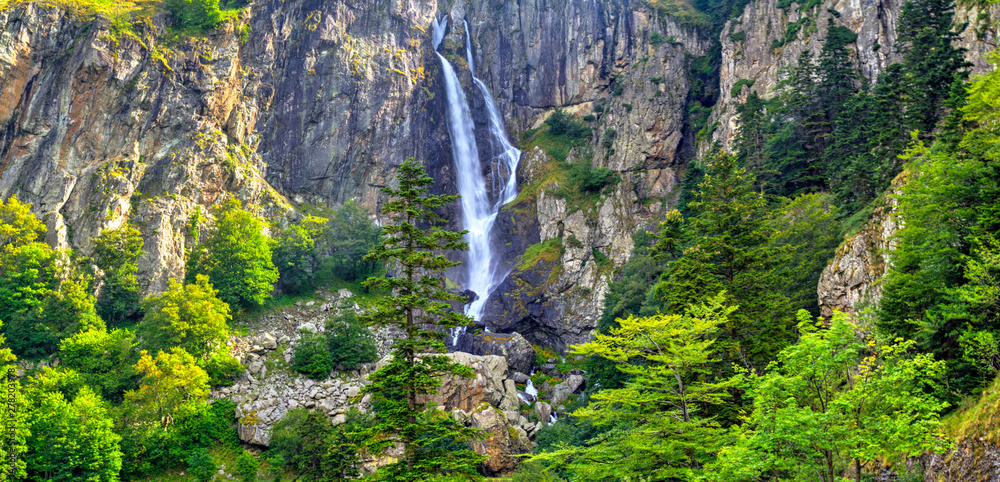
xmin=165 ymin=0 xmax=223 ymax=31
xmin=650 ymin=31 xmax=666 ymax=47
xmin=291 ymin=330 xmax=334 ymax=379
xmin=602 ymin=128 xmax=617 ymax=149
xmin=545 ymin=109 xmax=591 ymax=139
xmin=187 ymin=448 xmax=217 ymax=482
xmin=202 ymin=350 xmax=245 ymax=387
xmin=268 ymin=408 xmax=372 ymax=480
xmin=326 ymin=309 xmax=377 ymax=370
xmin=568 ymin=162 xmax=618 ymax=193
xmin=235 ymin=451 xmax=260 ymax=482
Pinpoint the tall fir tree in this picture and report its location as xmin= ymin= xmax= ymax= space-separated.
xmin=655 ymin=152 xmax=794 ymax=371
xmin=359 ymin=159 xmax=484 ymax=481
xmin=896 ymin=0 xmax=971 ymax=136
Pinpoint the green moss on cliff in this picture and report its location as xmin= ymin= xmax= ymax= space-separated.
xmin=943 ymin=375 xmax=1000 ymax=445
xmin=516 ymin=238 xmax=564 ymax=273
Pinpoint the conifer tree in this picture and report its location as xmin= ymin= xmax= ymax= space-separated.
xmin=896 ymin=0 xmax=970 ymax=135
xmin=359 ymin=158 xmax=484 ymax=481
xmin=656 ymin=153 xmax=794 ymax=370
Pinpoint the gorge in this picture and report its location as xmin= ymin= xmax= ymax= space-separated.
xmin=0 ymin=0 xmax=999 ymax=479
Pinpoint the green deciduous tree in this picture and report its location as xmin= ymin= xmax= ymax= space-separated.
xmin=324 ymin=200 xmax=383 ymax=282
xmin=273 ymin=215 xmax=326 ymax=294
xmin=59 ymin=327 xmax=140 ymax=402
xmin=359 ymin=158 xmax=484 ymax=481
xmin=125 ymin=347 xmax=211 ymax=428
xmin=24 ymin=386 xmax=123 ymax=481
xmin=709 ymin=311 xmax=950 ymax=482
xmin=139 ymin=275 xmax=232 ymax=360
xmin=0 ymin=196 xmax=55 ymax=329
xmin=187 ymin=198 xmax=278 ymax=310
xmin=532 ymin=294 xmax=738 ymax=480
xmin=93 ymin=224 xmax=144 ymax=324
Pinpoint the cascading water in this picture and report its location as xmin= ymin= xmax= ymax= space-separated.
xmin=432 ymin=17 xmax=521 ymax=341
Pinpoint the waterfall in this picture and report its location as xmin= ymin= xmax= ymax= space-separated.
xmin=525 ymin=378 xmax=538 ymax=398
xmin=432 ymin=17 xmax=521 ymax=335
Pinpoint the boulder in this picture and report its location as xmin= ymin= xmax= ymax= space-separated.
xmin=424 ymin=353 xmax=519 ymax=413
xmin=454 ymin=331 xmax=537 ymax=374
xmin=550 ymin=375 xmax=584 ymax=408
xmin=468 ymin=403 xmax=533 ymax=476
xmin=534 ymin=402 xmax=552 ymax=424
xmin=257 ymin=332 xmax=278 ymax=350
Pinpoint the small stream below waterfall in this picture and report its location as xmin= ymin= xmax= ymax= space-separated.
xmin=432 ymin=17 xmax=521 ymax=340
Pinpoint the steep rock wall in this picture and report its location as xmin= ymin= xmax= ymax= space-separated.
xmin=0 ymin=0 xmax=712 ymax=349
xmin=712 ymin=0 xmax=999 ymax=151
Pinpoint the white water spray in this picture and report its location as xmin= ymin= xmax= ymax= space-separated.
xmin=524 ymin=378 xmax=538 ymax=399
xmin=432 ymin=17 xmax=521 ymax=336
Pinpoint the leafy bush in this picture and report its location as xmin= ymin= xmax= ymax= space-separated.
xmin=235 ymin=451 xmax=260 ymax=482
xmin=268 ymin=408 xmax=373 ymax=480
xmin=568 ymin=162 xmax=617 ymax=193
xmin=602 ymin=128 xmax=617 ymax=149
xmin=201 ymin=350 xmax=245 ymax=387
xmin=59 ymin=328 xmax=141 ymax=402
xmin=545 ymin=109 xmax=591 ymax=140
xmin=187 ymin=448 xmax=217 ymax=482
xmin=650 ymin=31 xmax=666 ymax=47
xmin=165 ymin=0 xmax=223 ymax=31
xmin=292 ymin=329 xmax=334 ymax=379
xmin=326 ymin=309 xmax=377 ymax=370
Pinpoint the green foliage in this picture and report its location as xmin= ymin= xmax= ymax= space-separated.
xmin=545 ymin=109 xmax=591 ymax=140
xmin=139 ymin=275 xmax=232 ymax=360
xmin=273 ymin=215 xmax=325 ymax=294
xmin=878 ymin=61 xmax=1000 ymax=398
xmin=164 ymin=0 xmax=223 ymax=31
xmin=768 ymin=193 xmax=841 ymax=314
xmin=567 ymin=161 xmax=617 ymax=193
xmin=600 ymin=127 xmax=616 ymax=150
xmin=292 ymin=329 xmax=335 ymax=379
xmin=10 ymin=274 xmax=104 ymax=357
xmin=291 ymin=307 xmax=376 ymax=379
xmin=358 ymin=159 xmax=485 ymax=481
xmin=656 ymin=153 xmax=795 ymax=370
xmin=93 ymin=224 xmax=144 ymax=324
xmin=235 ymin=451 xmax=260 ymax=482
xmin=729 ymin=78 xmax=754 ymax=98
xmin=24 ymin=386 xmax=123 ymax=481
xmin=325 ymin=308 xmax=377 ymax=370
xmin=187 ymin=448 xmax=217 ymax=482
xmin=118 ymin=398 xmax=238 ymax=479
xmin=187 ymin=198 xmax=278 ymax=310
xmin=125 ymin=347 xmax=211 ymax=429
xmin=268 ymin=407 xmax=373 ymax=480
xmin=531 ymin=294 xmax=738 ymax=480
xmin=59 ymin=327 xmax=140 ymax=402
xmin=324 ymin=200 xmax=383 ymax=282
xmin=202 ymin=349 xmax=244 ymax=387
xmin=0 ymin=196 xmax=55 ymax=335
xmin=709 ymin=312 xmax=950 ymax=481
xmin=649 ymin=31 xmax=667 ymax=47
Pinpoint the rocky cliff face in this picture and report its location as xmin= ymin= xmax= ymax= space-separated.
xmin=712 ymin=0 xmax=999 ymax=151
xmin=0 ymin=0 xmax=714 ymax=349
